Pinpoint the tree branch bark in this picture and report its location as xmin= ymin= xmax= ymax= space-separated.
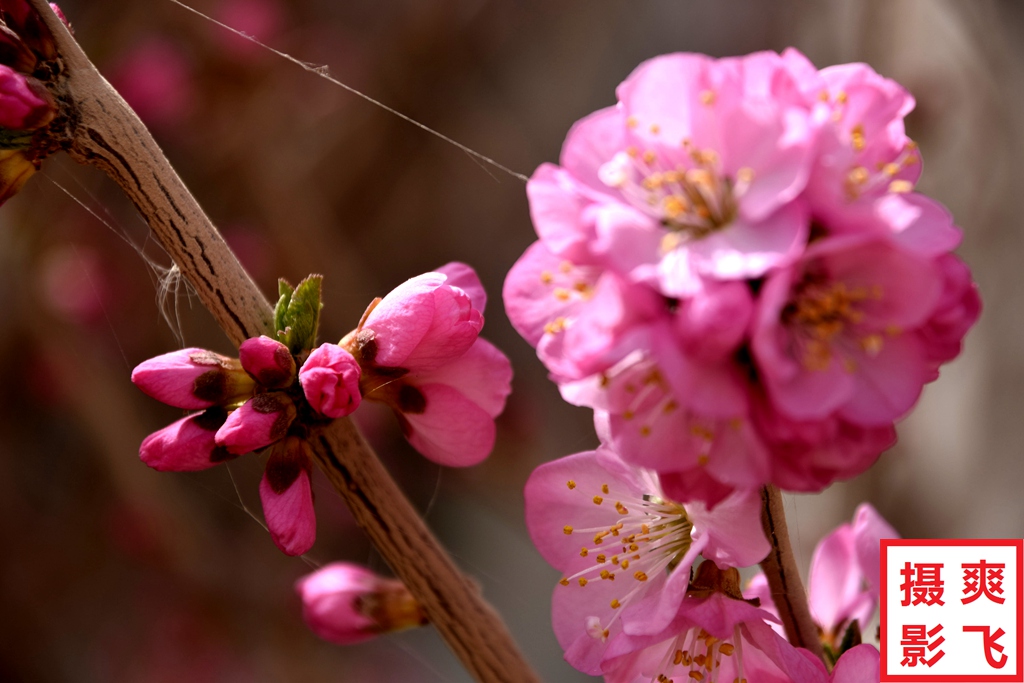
xmin=26 ymin=2 xmax=540 ymax=681
xmin=759 ymin=485 xmax=825 ymax=661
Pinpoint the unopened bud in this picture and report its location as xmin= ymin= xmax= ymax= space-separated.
xmin=0 ymin=65 xmax=52 ymax=130
xmin=299 ymin=343 xmax=361 ymax=418
xmin=132 ymin=347 xmax=255 ymax=410
xmin=215 ymin=392 xmax=296 ymax=455
xmin=296 ymin=562 xmax=428 ymax=645
xmin=139 ymin=408 xmax=237 ymax=471
xmin=239 ymin=335 xmax=296 ymax=389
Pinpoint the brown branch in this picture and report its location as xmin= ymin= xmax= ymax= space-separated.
xmin=27 ymin=2 xmax=540 ymax=681
xmin=758 ymin=485 xmax=825 ymax=661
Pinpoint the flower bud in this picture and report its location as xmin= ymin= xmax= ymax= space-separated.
xmin=215 ymin=393 xmax=296 ymax=455
xmin=0 ymin=66 xmax=53 ymax=130
xmin=299 ymin=343 xmax=361 ymax=418
xmin=296 ymin=562 xmax=428 ymax=645
xmin=139 ymin=408 xmax=237 ymax=471
xmin=132 ymin=347 xmax=255 ymax=410
xmin=260 ymin=436 xmax=315 ymax=556
xmin=239 ymin=335 xmax=296 ymax=389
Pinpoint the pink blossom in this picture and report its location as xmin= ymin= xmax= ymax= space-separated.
xmin=259 ymin=436 xmax=315 ymax=556
xmin=132 ymin=347 xmax=255 ymax=410
xmin=601 ymin=590 xmax=827 ymax=683
xmin=139 ymin=409 xmax=237 ymax=472
xmin=215 ymin=392 xmax=296 ymax=455
xmin=752 ymin=235 xmax=942 ymax=426
xmin=299 ymin=343 xmax=361 ymax=418
xmin=296 ymin=562 xmax=428 ymax=645
xmin=239 ymin=335 xmax=296 ymax=389
xmin=347 ymin=264 xmax=512 ymax=466
xmin=527 ymin=51 xmax=818 ymax=297
xmin=0 ymin=64 xmax=52 ymax=129
xmin=524 ymin=449 xmax=767 ymax=672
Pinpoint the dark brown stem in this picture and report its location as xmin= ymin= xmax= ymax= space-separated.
xmin=27 ymin=2 xmax=540 ymax=681
xmin=758 ymin=485 xmax=825 ymax=661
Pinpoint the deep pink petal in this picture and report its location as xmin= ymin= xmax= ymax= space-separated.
xmin=259 ymin=467 xmax=315 ymax=556
xmin=840 ymin=333 xmax=930 ymax=426
xmin=139 ymin=412 xmax=234 ymax=472
xmin=687 ymin=488 xmax=769 ymax=568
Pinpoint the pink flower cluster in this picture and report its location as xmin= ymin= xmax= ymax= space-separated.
xmin=525 ymin=447 xmax=890 ymax=681
xmin=132 ymin=263 xmax=511 ymax=555
xmin=504 ymin=49 xmax=980 ymax=504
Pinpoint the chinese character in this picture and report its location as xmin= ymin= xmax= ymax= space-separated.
xmin=964 ymin=625 xmax=1009 ymax=669
xmin=901 ymin=623 xmax=946 ymax=667
xmin=901 ymin=562 xmax=945 ymax=606
xmin=962 ymin=560 xmax=1006 ymax=605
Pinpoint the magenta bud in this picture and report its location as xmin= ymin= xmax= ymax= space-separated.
xmin=260 ymin=437 xmax=316 ymax=556
xmin=215 ymin=393 xmax=296 ymax=455
xmin=299 ymin=343 xmax=362 ymax=418
xmin=239 ymin=335 xmax=296 ymax=389
xmin=0 ymin=66 xmax=53 ymax=130
xmin=296 ymin=562 xmax=428 ymax=645
xmin=139 ymin=408 xmax=237 ymax=471
xmin=132 ymin=347 xmax=255 ymax=410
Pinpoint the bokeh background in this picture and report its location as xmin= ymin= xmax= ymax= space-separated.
xmin=0 ymin=0 xmax=1019 ymax=680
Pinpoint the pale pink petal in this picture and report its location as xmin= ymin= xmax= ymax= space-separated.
xmin=830 ymin=644 xmax=880 ymax=683
xmin=412 ymin=338 xmax=511 ymax=417
xmin=400 ymin=383 xmax=495 ymax=467
xmin=526 ymin=164 xmax=596 ymax=262
xmin=687 ymin=488 xmax=769 ymax=568
xmin=560 ymin=106 xmax=629 ymax=194
xmin=688 ymin=200 xmax=809 ymax=281
xmin=362 ymin=272 xmax=444 ymax=365
xmin=436 ymin=261 xmax=487 ymax=313
xmin=873 ymin=193 xmax=961 ymax=257
xmin=502 ymin=240 xmax=600 ymax=347
xmin=853 ymin=503 xmax=899 ymax=598
xmin=259 ymin=467 xmax=315 ymax=556
xmin=808 ymin=523 xmax=867 ymax=633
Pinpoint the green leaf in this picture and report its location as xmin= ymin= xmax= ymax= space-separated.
xmin=281 ymin=275 xmax=323 ymax=354
xmin=274 ymin=278 xmax=295 ymax=336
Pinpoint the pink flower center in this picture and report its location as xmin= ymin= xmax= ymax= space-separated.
xmin=558 ymin=474 xmax=693 ymax=638
xmin=781 ymin=275 xmax=885 ymax=372
xmin=598 ymin=144 xmax=752 ymax=240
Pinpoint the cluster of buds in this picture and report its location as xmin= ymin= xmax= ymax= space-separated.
xmin=0 ymin=0 xmax=65 ymax=204
xmin=133 ymin=265 xmax=511 ymax=556
xmin=504 ymin=48 xmax=980 ymax=507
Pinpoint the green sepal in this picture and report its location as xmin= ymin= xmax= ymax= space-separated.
xmin=274 ymin=274 xmax=323 ymax=354
xmin=274 ymin=278 xmax=295 ymax=335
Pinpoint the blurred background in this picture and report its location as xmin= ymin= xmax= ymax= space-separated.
xmin=0 ymin=0 xmax=1019 ymax=680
